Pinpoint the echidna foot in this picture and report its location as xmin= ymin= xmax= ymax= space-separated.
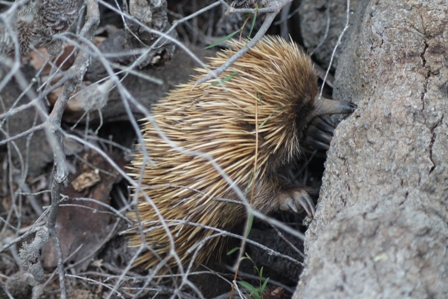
xmin=304 ymin=116 xmax=335 ymax=151
xmin=279 ymin=189 xmax=315 ymax=217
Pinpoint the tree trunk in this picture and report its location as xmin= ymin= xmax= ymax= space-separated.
xmin=294 ymin=0 xmax=448 ymax=298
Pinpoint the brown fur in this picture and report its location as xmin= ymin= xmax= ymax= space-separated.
xmin=127 ymin=36 xmax=348 ymax=273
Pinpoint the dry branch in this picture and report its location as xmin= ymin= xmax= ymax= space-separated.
xmin=196 ymin=0 xmax=293 ymax=84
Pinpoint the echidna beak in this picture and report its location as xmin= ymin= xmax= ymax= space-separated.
xmin=311 ymin=96 xmax=357 ymax=119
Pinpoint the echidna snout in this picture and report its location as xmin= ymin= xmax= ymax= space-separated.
xmin=127 ymin=35 xmax=356 ymax=273
xmin=313 ymin=96 xmax=357 ymax=118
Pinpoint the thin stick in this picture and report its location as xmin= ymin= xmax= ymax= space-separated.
xmin=196 ymin=0 xmax=293 ymax=84
xmin=43 ymin=1 xmax=100 ymax=297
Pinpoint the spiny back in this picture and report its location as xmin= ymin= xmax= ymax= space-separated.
xmin=128 ymin=36 xmax=318 ymax=272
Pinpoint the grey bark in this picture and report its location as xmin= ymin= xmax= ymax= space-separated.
xmin=297 ymin=0 xmax=368 ymax=71
xmin=294 ymin=0 xmax=448 ymax=298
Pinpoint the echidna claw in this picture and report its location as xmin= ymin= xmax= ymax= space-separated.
xmin=279 ymin=190 xmax=316 ymax=218
xmin=294 ymin=191 xmax=316 ymax=217
xmin=287 ymin=200 xmax=299 ymax=213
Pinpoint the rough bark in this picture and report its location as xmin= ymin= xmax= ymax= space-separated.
xmin=294 ymin=0 xmax=448 ymax=298
xmin=297 ymin=0 xmax=369 ymax=71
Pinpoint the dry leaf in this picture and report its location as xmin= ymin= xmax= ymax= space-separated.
xmin=71 ymin=169 xmax=101 ymax=192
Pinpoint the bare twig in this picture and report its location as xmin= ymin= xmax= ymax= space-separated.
xmin=309 ymin=3 xmax=331 ymax=56
xmin=278 ymin=1 xmax=292 ymax=39
xmin=31 ymin=0 xmax=100 ymax=297
xmin=318 ymin=0 xmax=350 ymax=99
xmin=218 ymin=0 xmax=280 ymax=13
xmin=196 ymin=0 xmax=293 ymax=84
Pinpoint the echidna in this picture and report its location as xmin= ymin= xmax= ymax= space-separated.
xmin=127 ymin=36 xmax=355 ymax=273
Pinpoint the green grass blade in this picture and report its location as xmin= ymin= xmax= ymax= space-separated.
xmin=211 ymin=71 xmax=239 ymax=86
xmin=248 ymin=4 xmax=258 ymax=38
xmin=205 ymin=30 xmax=240 ymax=49
xmin=238 ymin=281 xmax=260 ymax=299
xmin=227 ymin=247 xmax=240 ymax=255
xmin=261 ymin=277 xmax=270 ymax=294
